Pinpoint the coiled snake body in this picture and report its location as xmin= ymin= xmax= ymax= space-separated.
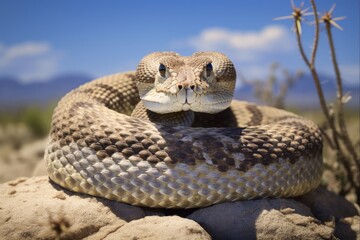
xmin=45 ymin=52 xmax=323 ymax=208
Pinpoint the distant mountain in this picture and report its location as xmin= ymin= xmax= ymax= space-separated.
xmin=235 ymin=73 xmax=359 ymax=108
xmin=0 ymin=72 xmax=358 ymax=110
xmin=0 ymin=74 xmax=93 ymax=109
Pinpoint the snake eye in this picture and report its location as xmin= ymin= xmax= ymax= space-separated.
xmin=159 ymin=64 xmax=166 ymax=77
xmin=205 ymin=63 xmax=213 ymax=77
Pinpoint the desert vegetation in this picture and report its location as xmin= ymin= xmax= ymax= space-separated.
xmin=275 ymin=0 xmax=359 ymax=204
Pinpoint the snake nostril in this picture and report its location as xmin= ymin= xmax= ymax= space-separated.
xmin=178 ymin=85 xmax=183 ymax=90
xmin=190 ymin=85 xmax=195 ymax=90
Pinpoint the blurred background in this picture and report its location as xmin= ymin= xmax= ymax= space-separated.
xmin=0 ymin=1 xmax=359 ymax=185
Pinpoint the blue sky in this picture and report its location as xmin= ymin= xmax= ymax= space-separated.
xmin=0 ymin=0 xmax=359 ymax=87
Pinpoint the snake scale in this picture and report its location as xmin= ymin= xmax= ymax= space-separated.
xmin=45 ymin=52 xmax=323 ymax=208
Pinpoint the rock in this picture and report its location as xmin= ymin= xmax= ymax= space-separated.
xmin=188 ymin=199 xmax=335 ymax=240
xmin=334 ymin=216 xmax=360 ymax=240
xmin=0 ymin=176 xmax=209 ymax=240
xmin=298 ymin=187 xmax=360 ymax=240
xmin=105 ymin=216 xmax=211 ymax=240
xmin=1 ymin=176 xmax=359 ymax=240
xmin=0 ymin=176 xmax=145 ymax=239
xmin=298 ymin=186 xmax=360 ymax=221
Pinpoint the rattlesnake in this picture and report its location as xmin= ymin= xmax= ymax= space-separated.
xmin=45 ymin=52 xmax=323 ymax=208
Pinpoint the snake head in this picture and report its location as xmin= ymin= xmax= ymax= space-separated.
xmin=135 ymin=52 xmax=236 ymax=114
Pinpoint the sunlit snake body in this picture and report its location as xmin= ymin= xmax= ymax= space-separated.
xmin=45 ymin=52 xmax=323 ymax=208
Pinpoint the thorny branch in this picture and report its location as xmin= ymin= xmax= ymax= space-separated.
xmin=323 ymin=9 xmax=359 ymax=166
xmin=276 ymin=0 xmax=360 ymax=202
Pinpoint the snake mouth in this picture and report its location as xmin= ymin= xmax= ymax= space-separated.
xmin=141 ymin=92 xmax=194 ymax=114
xmin=182 ymin=103 xmax=191 ymax=111
xmin=141 ymin=89 xmax=232 ymax=114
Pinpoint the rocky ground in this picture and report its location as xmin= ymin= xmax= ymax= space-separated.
xmin=0 ymin=176 xmax=359 ymax=239
xmin=0 ymin=129 xmax=359 ymax=239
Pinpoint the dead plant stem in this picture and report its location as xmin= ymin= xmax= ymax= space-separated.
xmin=294 ymin=0 xmax=359 ymax=194
xmin=325 ymin=21 xmax=359 ymax=168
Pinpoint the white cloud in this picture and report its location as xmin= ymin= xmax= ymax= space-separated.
xmin=0 ymin=42 xmax=61 ymax=82
xmin=185 ymin=25 xmax=294 ymax=62
xmin=239 ymin=65 xmax=270 ymax=80
xmin=340 ymin=64 xmax=360 ymax=86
